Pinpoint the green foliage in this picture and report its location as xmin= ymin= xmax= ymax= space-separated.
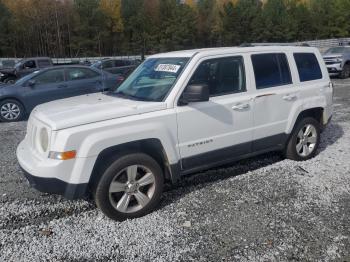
xmin=1 ymin=0 xmax=350 ymax=58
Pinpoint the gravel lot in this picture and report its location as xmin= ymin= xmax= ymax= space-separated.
xmin=1 ymin=79 xmax=350 ymax=261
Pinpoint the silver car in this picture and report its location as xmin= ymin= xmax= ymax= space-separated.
xmin=323 ymin=46 xmax=350 ymax=78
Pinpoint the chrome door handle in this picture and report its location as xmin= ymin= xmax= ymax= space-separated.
xmin=232 ymin=103 xmax=250 ymax=111
xmin=283 ymin=94 xmax=297 ymax=101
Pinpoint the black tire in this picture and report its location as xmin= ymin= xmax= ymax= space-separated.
xmin=340 ymin=64 xmax=350 ymax=79
xmin=94 ymin=153 xmax=164 ymax=221
xmin=0 ymin=99 xmax=25 ymax=122
xmin=285 ymin=117 xmax=320 ymax=161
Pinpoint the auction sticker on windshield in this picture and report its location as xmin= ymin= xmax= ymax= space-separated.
xmin=155 ymin=64 xmax=181 ymax=73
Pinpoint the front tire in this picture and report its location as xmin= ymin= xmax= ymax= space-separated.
xmin=0 ymin=99 xmax=25 ymax=122
xmin=340 ymin=64 xmax=350 ymax=79
xmin=94 ymin=153 xmax=164 ymax=221
xmin=285 ymin=117 xmax=320 ymax=161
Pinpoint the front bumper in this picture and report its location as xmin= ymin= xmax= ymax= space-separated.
xmin=20 ymin=167 xmax=88 ymax=199
xmin=326 ymin=63 xmax=342 ymax=76
xmin=17 ymin=139 xmax=89 ymax=200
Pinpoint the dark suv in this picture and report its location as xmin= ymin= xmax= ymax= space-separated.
xmin=0 ymin=57 xmax=53 ymax=84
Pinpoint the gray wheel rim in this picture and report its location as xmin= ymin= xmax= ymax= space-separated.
xmin=0 ymin=103 xmax=21 ymax=120
xmin=109 ymin=165 xmax=156 ymax=213
xmin=296 ymin=124 xmax=317 ymax=157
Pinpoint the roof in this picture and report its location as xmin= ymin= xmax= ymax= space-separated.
xmin=21 ymin=57 xmax=51 ymax=60
xmin=149 ymin=46 xmax=318 ymax=59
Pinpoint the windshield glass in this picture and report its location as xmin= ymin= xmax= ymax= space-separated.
xmin=325 ymin=47 xmax=350 ymax=54
xmin=112 ymin=57 xmax=189 ymax=102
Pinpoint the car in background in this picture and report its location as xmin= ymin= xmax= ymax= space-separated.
xmin=0 ymin=59 xmax=16 ymax=69
xmin=0 ymin=57 xmax=53 ymax=84
xmin=323 ymin=46 xmax=350 ymax=78
xmin=91 ymin=58 xmax=140 ymax=76
xmin=0 ymin=65 xmax=119 ymax=122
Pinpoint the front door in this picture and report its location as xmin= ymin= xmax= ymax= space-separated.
xmin=23 ymin=68 xmax=66 ymax=111
xmin=176 ymin=56 xmax=254 ymax=171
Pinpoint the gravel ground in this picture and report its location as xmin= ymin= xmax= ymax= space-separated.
xmin=1 ymin=79 xmax=350 ymax=261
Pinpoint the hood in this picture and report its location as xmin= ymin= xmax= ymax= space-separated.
xmin=32 ymin=92 xmax=167 ymax=130
xmin=0 ymin=67 xmax=15 ymax=74
xmin=0 ymin=83 xmax=11 ymax=88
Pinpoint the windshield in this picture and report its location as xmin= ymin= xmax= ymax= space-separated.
xmin=325 ymin=47 xmax=350 ymax=54
xmin=112 ymin=57 xmax=189 ymax=102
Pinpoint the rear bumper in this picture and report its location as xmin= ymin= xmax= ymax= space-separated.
xmin=20 ymin=166 xmax=88 ymax=199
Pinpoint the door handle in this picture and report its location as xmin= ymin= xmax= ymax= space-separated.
xmin=232 ymin=103 xmax=250 ymax=111
xmin=57 ymin=84 xmax=68 ymax=89
xmin=283 ymin=94 xmax=297 ymax=101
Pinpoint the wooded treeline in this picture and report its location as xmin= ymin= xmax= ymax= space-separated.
xmin=0 ymin=0 xmax=350 ymax=58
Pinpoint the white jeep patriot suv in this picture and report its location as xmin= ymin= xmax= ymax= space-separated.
xmin=17 ymin=46 xmax=333 ymax=221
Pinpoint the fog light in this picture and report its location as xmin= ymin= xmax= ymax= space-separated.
xmin=49 ymin=150 xmax=76 ymax=160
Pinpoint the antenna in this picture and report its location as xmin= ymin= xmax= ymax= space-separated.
xmin=99 ymin=55 xmax=107 ymax=93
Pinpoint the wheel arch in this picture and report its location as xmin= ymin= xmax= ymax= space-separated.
xmin=0 ymin=97 xmax=27 ymax=114
xmin=88 ymin=138 xmax=178 ymax=190
xmin=287 ymin=107 xmax=324 ymax=136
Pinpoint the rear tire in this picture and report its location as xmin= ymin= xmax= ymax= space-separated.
xmin=0 ymin=99 xmax=25 ymax=122
xmin=340 ymin=64 xmax=350 ymax=79
xmin=94 ymin=153 xmax=164 ymax=221
xmin=285 ymin=117 xmax=320 ymax=161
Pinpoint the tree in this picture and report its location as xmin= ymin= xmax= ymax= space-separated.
xmin=0 ymin=0 xmax=12 ymax=56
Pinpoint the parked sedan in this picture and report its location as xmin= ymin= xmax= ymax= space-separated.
xmin=0 ymin=66 xmax=119 ymax=122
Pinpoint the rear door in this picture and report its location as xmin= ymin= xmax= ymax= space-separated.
xmin=65 ymin=67 xmax=104 ymax=96
xmin=249 ymin=52 xmax=299 ymax=151
xmin=176 ymin=55 xmax=254 ymax=171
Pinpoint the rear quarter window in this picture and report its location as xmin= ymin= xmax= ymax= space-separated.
xmin=293 ymin=53 xmax=322 ymax=82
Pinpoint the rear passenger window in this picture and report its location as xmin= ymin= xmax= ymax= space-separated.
xmin=252 ymin=53 xmax=292 ymax=89
xmin=67 ymin=68 xmax=99 ymax=81
xmin=189 ymin=56 xmax=246 ymax=96
xmin=294 ymin=53 xmax=322 ymax=82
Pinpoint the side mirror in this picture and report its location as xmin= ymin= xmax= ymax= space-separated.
xmin=180 ymin=84 xmax=210 ymax=105
xmin=28 ymin=79 xmax=36 ymax=87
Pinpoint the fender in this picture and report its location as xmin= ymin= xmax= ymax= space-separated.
xmin=285 ymin=95 xmax=326 ymax=134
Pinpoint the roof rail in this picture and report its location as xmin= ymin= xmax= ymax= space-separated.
xmin=239 ymin=42 xmax=310 ymax=47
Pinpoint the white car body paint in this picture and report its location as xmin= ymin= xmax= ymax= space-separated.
xmin=17 ymin=46 xmax=333 ymax=193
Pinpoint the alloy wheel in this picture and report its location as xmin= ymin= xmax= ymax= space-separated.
xmin=108 ymin=165 xmax=156 ymax=213
xmin=0 ymin=103 xmax=21 ymax=120
xmin=296 ymin=124 xmax=317 ymax=157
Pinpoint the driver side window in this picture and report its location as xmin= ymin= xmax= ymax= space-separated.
xmin=189 ymin=56 xmax=246 ymax=96
xmin=32 ymin=69 xmax=65 ymax=85
xmin=23 ymin=60 xmax=36 ymax=69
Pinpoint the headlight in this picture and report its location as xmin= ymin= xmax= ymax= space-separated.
xmin=336 ymin=58 xmax=343 ymax=63
xmin=39 ymin=127 xmax=49 ymax=152
xmin=0 ymin=73 xmax=4 ymax=77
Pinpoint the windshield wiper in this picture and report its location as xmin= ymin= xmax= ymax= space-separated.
xmin=114 ymin=91 xmax=153 ymax=102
